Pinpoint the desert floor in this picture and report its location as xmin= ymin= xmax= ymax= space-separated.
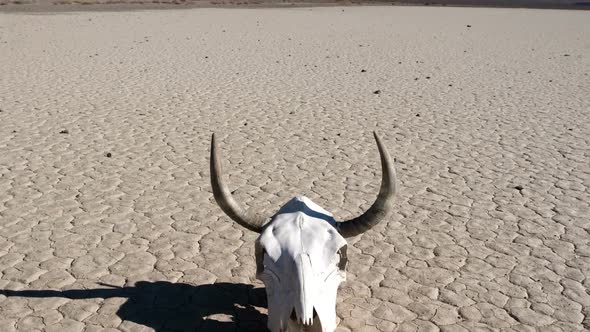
xmin=0 ymin=5 xmax=589 ymax=332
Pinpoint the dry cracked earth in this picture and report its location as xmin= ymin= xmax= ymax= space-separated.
xmin=0 ymin=6 xmax=589 ymax=332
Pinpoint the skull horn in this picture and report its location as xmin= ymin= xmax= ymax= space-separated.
xmin=336 ymin=132 xmax=397 ymax=237
xmin=210 ymin=133 xmax=268 ymax=233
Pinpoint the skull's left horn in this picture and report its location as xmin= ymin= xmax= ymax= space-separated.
xmin=336 ymin=132 xmax=397 ymax=237
xmin=210 ymin=133 xmax=268 ymax=233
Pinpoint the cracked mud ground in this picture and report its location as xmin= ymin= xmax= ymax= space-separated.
xmin=0 ymin=6 xmax=589 ymax=332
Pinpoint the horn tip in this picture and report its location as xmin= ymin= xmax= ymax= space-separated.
xmin=373 ymin=131 xmax=384 ymax=147
xmin=211 ymin=133 xmax=218 ymax=149
xmin=373 ymin=131 xmax=381 ymax=141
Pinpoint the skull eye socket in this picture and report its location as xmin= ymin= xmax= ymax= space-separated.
xmin=255 ymin=242 xmax=265 ymax=276
xmin=258 ymin=249 xmax=281 ymax=280
xmin=337 ymin=245 xmax=348 ymax=271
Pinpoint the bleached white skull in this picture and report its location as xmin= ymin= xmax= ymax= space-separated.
xmin=210 ymin=132 xmax=396 ymax=332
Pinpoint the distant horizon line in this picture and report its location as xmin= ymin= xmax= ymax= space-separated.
xmin=1 ymin=0 xmax=590 ymax=13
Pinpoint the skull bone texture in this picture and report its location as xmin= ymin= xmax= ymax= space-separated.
xmin=210 ymin=132 xmax=396 ymax=332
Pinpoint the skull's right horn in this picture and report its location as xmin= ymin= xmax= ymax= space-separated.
xmin=336 ymin=132 xmax=397 ymax=237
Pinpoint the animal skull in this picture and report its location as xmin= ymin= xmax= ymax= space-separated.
xmin=210 ymin=132 xmax=396 ymax=332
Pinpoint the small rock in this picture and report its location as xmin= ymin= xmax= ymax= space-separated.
xmin=514 ymin=185 xmax=524 ymax=191
xmin=106 ymin=152 xmax=112 ymax=158
xmin=416 ymin=114 xmax=421 ymax=117
xmin=448 ymin=84 xmax=453 ymax=87
xmin=373 ymin=90 xmax=381 ymax=94
xmin=467 ymin=25 xmax=471 ymax=27
xmin=361 ymin=69 xmax=366 ymax=73
xmin=564 ymin=54 xmax=570 ymax=57
xmin=426 ymin=76 xmax=431 ymax=79
xmin=244 ymin=123 xmax=248 ymax=126
xmin=59 ymin=129 xmax=69 ymax=134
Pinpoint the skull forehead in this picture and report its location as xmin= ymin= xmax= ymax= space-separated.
xmin=258 ymin=197 xmax=346 ymax=267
